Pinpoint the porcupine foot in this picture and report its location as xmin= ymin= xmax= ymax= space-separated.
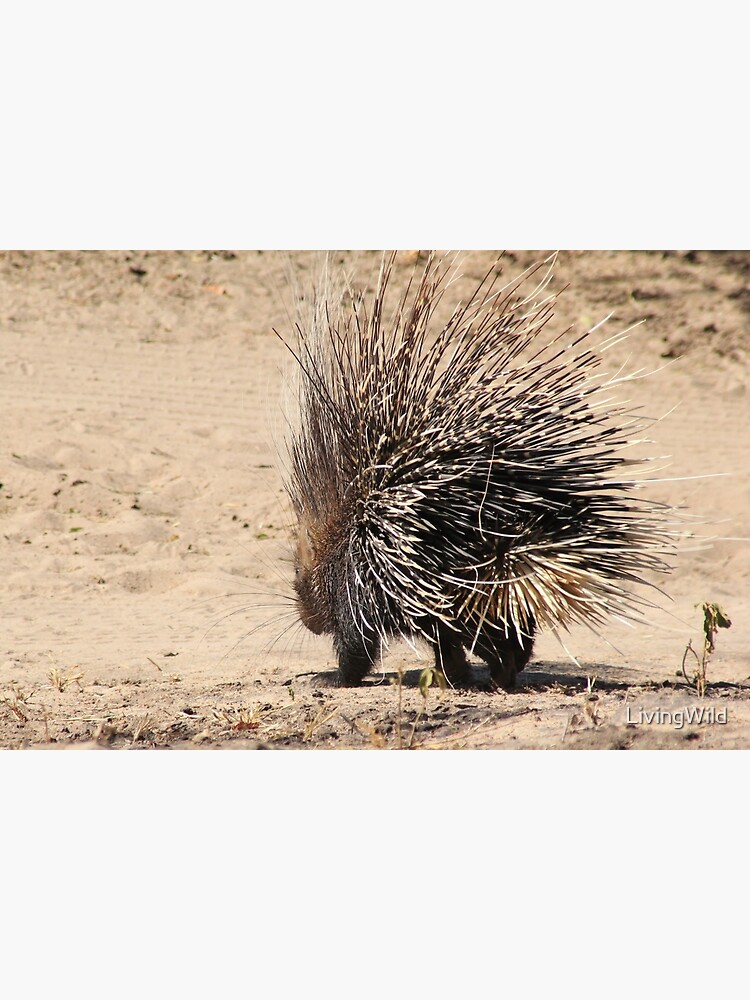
xmin=333 ymin=627 xmax=380 ymax=686
xmin=433 ymin=625 xmax=474 ymax=689
xmin=472 ymin=625 xmax=536 ymax=692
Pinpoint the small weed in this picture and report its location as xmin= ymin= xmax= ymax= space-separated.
xmin=418 ymin=666 xmax=447 ymax=700
xmin=407 ymin=665 xmax=447 ymax=748
xmin=302 ymin=702 xmax=337 ymax=741
xmin=48 ymin=667 xmax=84 ymax=692
xmin=212 ymin=704 xmax=266 ymax=733
xmin=392 ymin=668 xmax=405 ymax=748
xmin=680 ymin=601 xmax=732 ymax=696
xmin=390 ymin=665 xmax=446 ymax=750
xmin=131 ymin=713 xmax=157 ymax=743
xmin=1 ymin=684 xmax=36 ymax=724
xmin=583 ymin=675 xmax=602 ymax=727
xmin=562 ymin=675 xmax=602 ymax=740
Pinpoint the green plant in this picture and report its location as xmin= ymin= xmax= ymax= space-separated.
xmin=681 ymin=601 xmax=732 ymax=696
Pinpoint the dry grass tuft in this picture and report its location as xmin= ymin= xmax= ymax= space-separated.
xmin=1 ymin=684 xmax=36 ymax=724
xmin=48 ymin=667 xmax=85 ymax=692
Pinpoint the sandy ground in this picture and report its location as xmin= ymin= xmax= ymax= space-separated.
xmin=1 ymin=249 xmax=748 ymax=750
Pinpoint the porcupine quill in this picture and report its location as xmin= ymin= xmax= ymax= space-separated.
xmin=276 ymin=252 xmax=676 ymax=690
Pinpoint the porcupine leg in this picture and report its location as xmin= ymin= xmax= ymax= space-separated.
xmin=473 ymin=622 xmax=536 ymax=691
xmin=334 ymin=625 xmax=380 ymax=686
xmin=433 ymin=624 xmax=473 ymax=688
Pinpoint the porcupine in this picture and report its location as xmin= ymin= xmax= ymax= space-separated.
xmin=279 ymin=252 xmax=674 ymax=690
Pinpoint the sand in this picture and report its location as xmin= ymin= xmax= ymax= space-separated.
xmin=1 ymin=249 xmax=748 ymax=749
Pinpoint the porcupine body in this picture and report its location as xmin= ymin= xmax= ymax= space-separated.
xmin=280 ymin=253 xmax=674 ymax=690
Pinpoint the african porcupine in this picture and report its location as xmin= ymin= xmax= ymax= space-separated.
xmin=279 ymin=252 xmax=674 ymax=690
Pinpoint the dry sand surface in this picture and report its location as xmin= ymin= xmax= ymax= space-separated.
xmin=1 ymin=249 xmax=749 ymax=750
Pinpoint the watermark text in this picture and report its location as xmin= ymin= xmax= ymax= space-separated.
xmin=625 ymin=704 xmax=727 ymax=730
